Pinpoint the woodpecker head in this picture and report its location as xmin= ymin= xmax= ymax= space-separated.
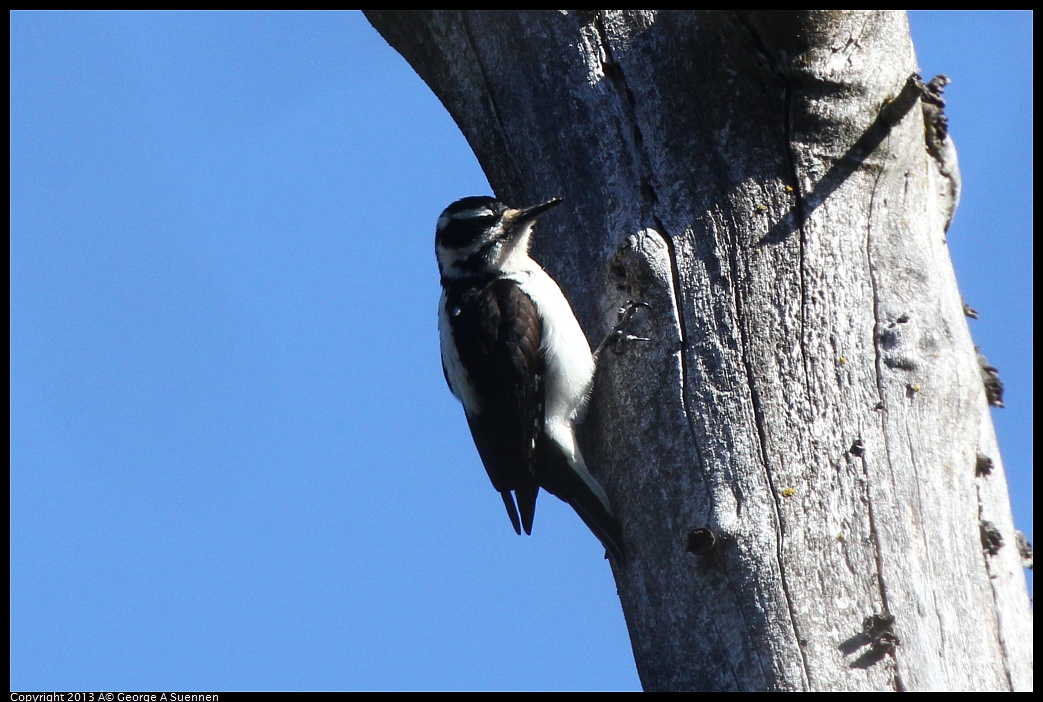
xmin=435 ymin=196 xmax=562 ymax=279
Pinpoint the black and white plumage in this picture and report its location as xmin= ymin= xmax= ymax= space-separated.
xmin=436 ymin=195 xmax=624 ymax=563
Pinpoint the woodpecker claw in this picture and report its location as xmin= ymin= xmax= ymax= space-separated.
xmin=597 ymin=301 xmax=651 ymax=356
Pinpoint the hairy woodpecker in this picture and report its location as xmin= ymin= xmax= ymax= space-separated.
xmin=436 ymin=195 xmax=625 ymax=563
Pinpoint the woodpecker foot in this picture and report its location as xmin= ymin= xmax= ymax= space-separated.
xmin=596 ymin=301 xmax=650 ymax=357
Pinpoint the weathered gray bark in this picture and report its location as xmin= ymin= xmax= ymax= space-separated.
xmin=365 ymin=10 xmax=1031 ymax=691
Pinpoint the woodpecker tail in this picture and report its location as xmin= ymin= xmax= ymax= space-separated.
xmin=500 ymin=483 xmax=539 ymax=536
xmin=500 ymin=492 xmax=522 ymax=535
xmin=537 ymin=441 xmax=625 ymax=564
xmin=516 ymin=484 xmax=539 ymax=536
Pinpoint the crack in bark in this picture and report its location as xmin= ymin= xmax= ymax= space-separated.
xmin=459 ymin=12 xmax=519 ymax=188
xmin=652 ymin=219 xmax=702 ymax=452
xmin=731 ymin=14 xmax=814 ymax=689
xmin=891 ymin=203 xmax=946 ymax=662
xmin=591 ymin=12 xmax=704 ymax=463
xmin=595 ymin=13 xmax=788 ymax=690
xmin=863 ymin=150 xmax=906 ymax=694
xmin=729 ymin=231 xmax=812 ymax=690
xmin=782 ymin=94 xmax=814 ymax=397
xmin=592 ymin=14 xmax=748 ymax=689
xmin=754 ymin=23 xmax=815 ymax=396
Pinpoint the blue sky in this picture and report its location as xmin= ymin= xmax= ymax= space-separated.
xmin=10 ymin=11 xmax=1031 ymax=692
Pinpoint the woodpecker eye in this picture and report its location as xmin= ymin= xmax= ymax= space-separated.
xmin=436 ymin=197 xmax=511 ymax=255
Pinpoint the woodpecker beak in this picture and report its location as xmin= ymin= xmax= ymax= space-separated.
xmin=515 ymin=197 xmax=563 ymax=224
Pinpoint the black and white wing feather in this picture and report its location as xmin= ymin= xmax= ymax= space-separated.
xmin=442 ymin=277 xmax=544 ymax=535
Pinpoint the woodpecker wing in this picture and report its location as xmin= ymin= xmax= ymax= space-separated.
xmin=444 ymin=278 xmax=544 ymax=535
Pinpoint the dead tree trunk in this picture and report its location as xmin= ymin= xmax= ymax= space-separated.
xmin=365 ymin=10 xmax=1031 ymax=691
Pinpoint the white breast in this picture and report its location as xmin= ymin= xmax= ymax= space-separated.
xmin=438 ymin=263 xmax=595 ymax=430
xmin=512 ymin=265 xmax=595 ymax=427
